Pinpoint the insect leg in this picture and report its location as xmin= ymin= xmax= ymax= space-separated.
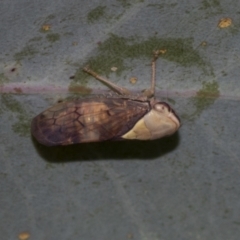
xmin=83 ymin=66 xmax=131 ymax=96
xmin=141 ymin=50 xmax=161 ymax=99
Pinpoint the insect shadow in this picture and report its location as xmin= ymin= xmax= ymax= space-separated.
xmin=32 ymin=132 xmax=180 ymax=163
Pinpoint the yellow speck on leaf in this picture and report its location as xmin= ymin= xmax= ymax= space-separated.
xmin=42 ymin=24 xmax=51 ymax=31
xmin=18 ymin=232 xmax=30 ymax=240
xmin=129 ymin=77 xmax=137 ymax=84
xmin=218 ymin=18 xmax=232 ymax=28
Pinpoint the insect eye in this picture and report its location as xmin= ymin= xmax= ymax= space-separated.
xmin=154 ymin=102 xmax=171 ymax=112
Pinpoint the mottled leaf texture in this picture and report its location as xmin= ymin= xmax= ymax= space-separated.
xmin=31 ymin=98 xmax=150 ymax=146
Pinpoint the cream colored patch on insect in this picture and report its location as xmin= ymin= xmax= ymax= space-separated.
xmin=42 ymin=24 xmax=51 ymax=31
xmin=123 ymin=103 xmax=180 ymax=140
xmin=144 ymin=107 xmax=180 ymax=139
xmin=18 ymin=232 xmax=30 ymax=240
xmin=218 ymin=18 xmax=232 ymax=28
xmin=201 ymin=41 xmax=207 ymax=46
xmin=122 ymin=118 xmax=152 ymax=140
xmin=129 ymin=77 xmax=137 ymax=84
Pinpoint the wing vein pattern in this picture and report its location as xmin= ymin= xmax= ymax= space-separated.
xmin=31 ymin=98 xmax=150 ymax=146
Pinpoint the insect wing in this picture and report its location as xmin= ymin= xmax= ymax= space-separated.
xmin=31 ymin=98 xmax=150 ymax=146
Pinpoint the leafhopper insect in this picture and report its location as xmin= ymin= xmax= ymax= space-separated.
xmin=31 ymin=51 xmax=180 ymax=146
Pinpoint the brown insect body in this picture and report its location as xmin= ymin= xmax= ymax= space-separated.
xmin=31 ymin=51 xmax=180 ymax=146
xmin=32 ymin=98 xmax=149 ymax=146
